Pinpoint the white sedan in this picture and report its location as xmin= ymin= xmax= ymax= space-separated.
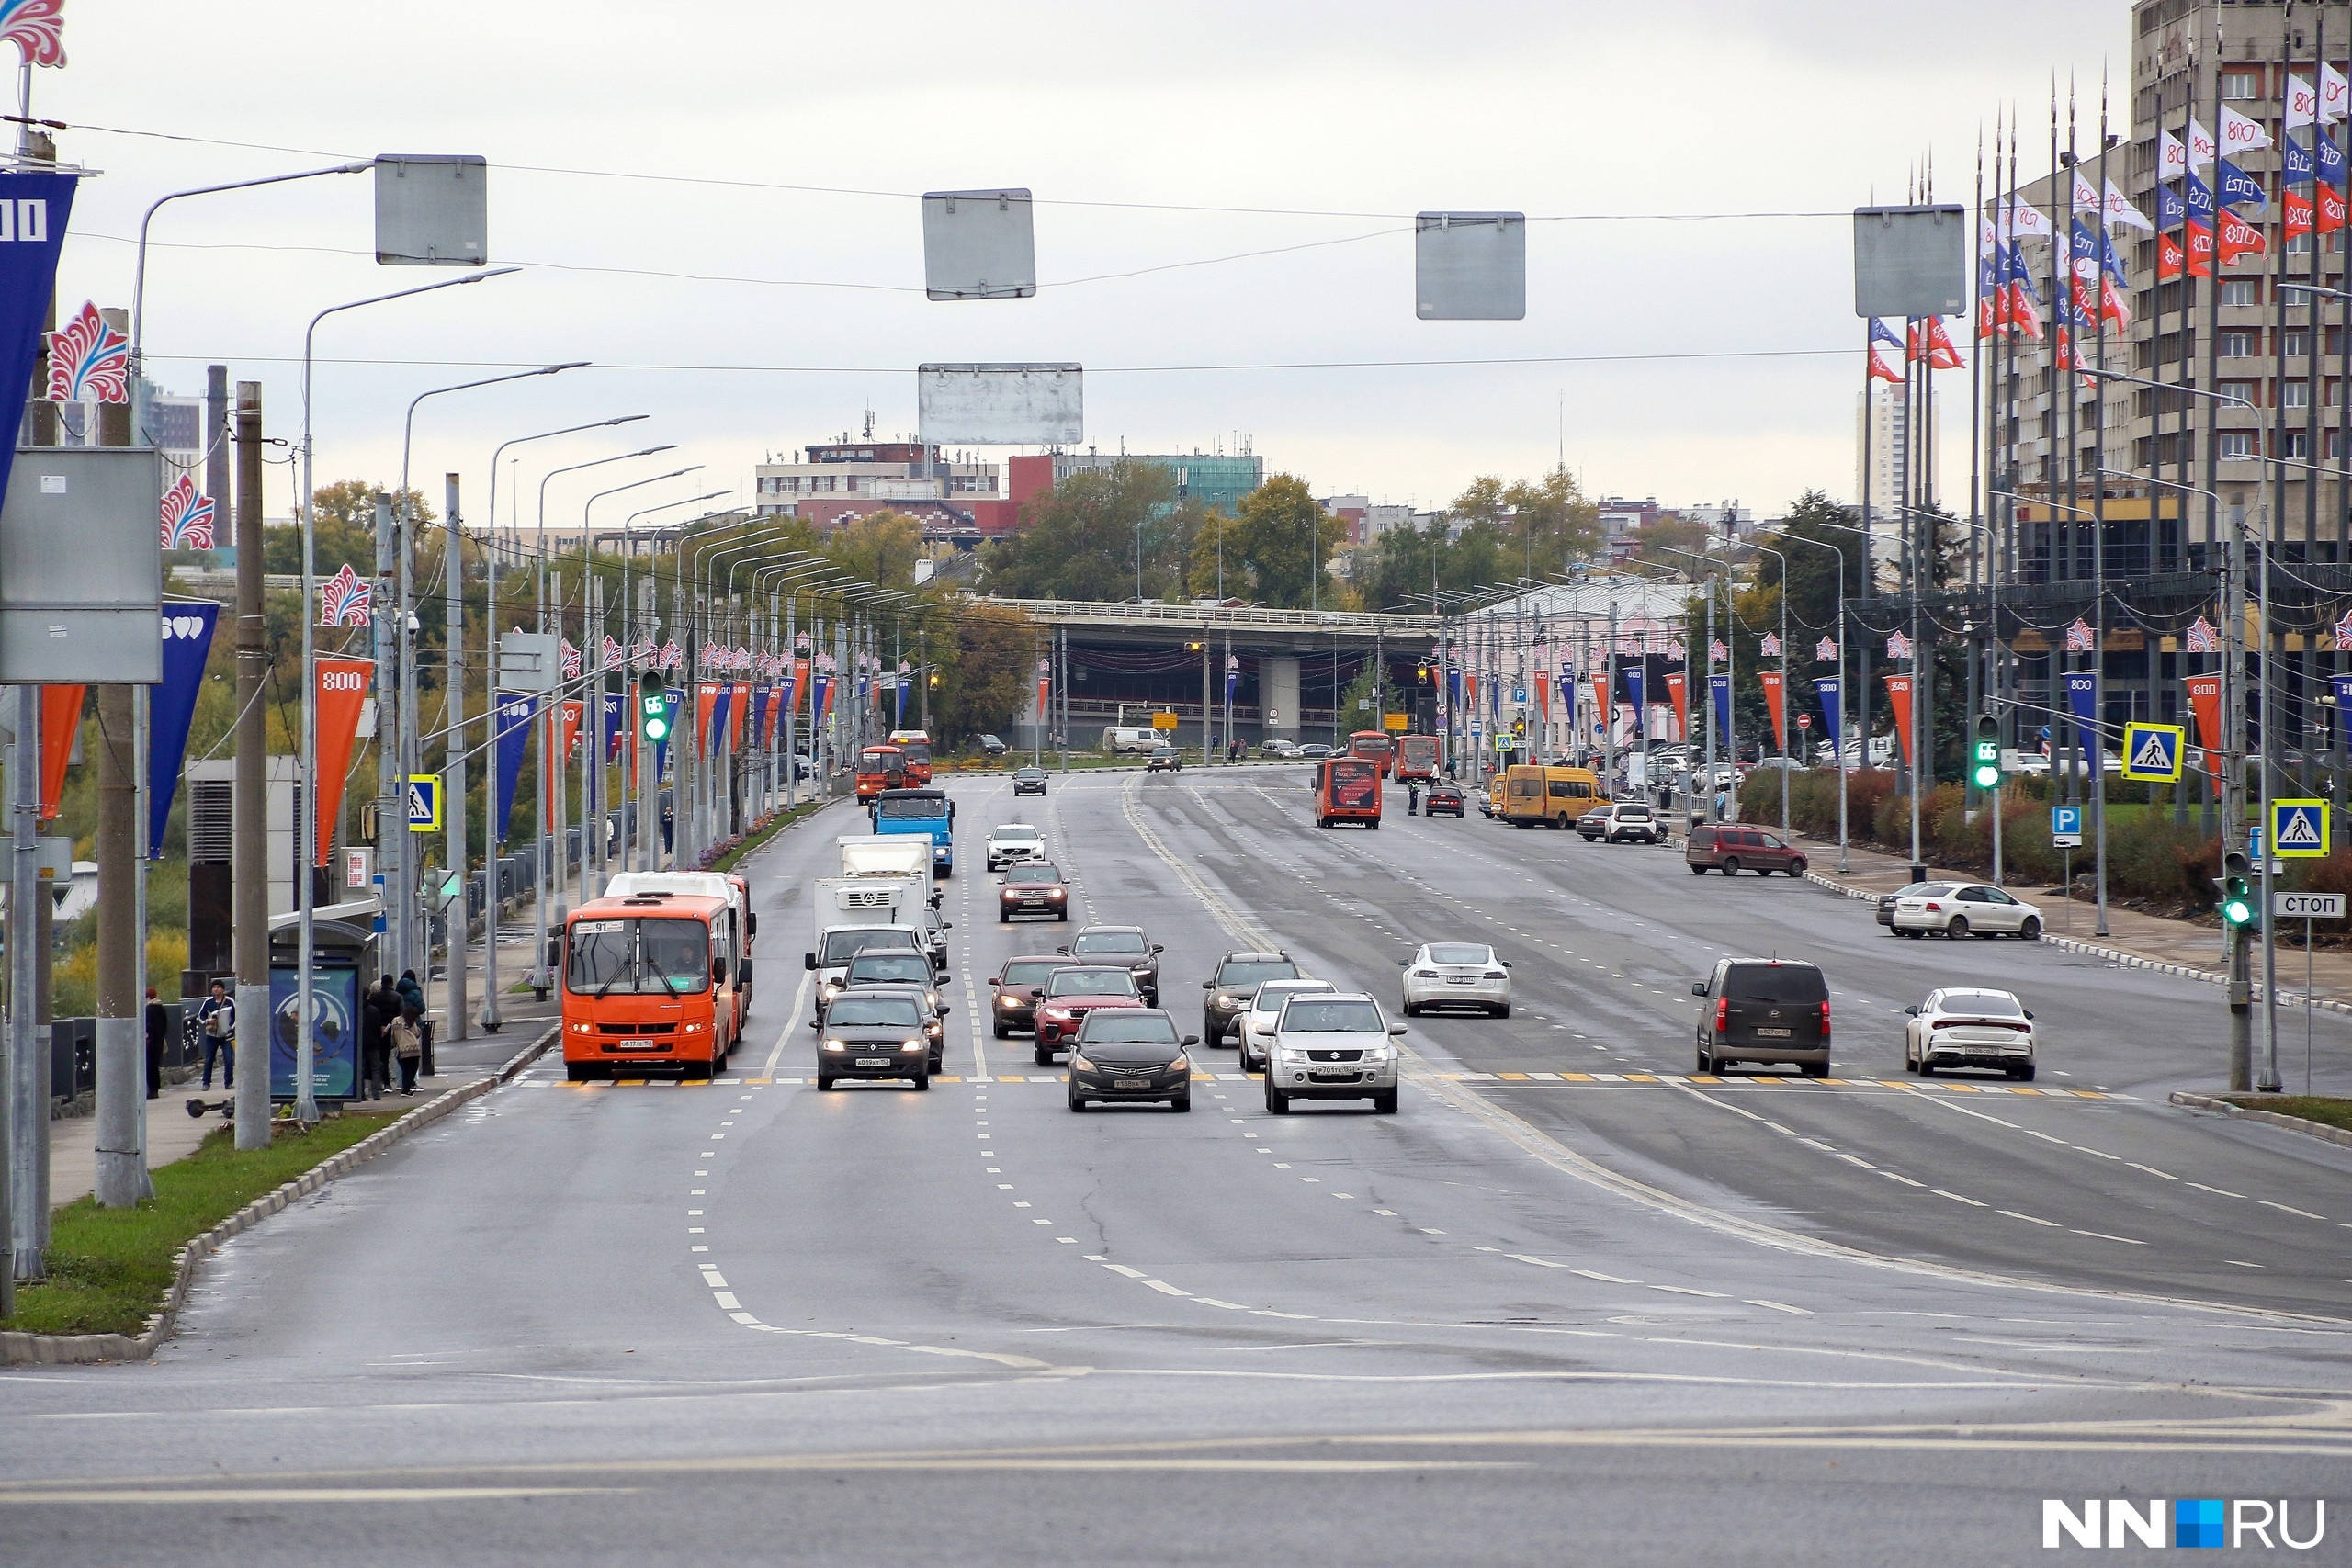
xmin=1905 ymin=987 xmax=2039 ymax=1080
xmin=1238 ymin=977 xmax=1336 ymax=1073
xmin=1397 ymin=942 xmax=1512 ymax=1018
xmin=1890 ymin=882 xmax=2042 ymax=940
xmin=985 ymin=823 xmax=1045 ymax=871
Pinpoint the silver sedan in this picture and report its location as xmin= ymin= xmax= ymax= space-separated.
xmin=1397 ymin=942 xmax=1512 ymax=1018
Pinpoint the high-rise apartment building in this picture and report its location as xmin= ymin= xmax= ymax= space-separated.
xmin=1854 ymin=382 xmax=1920 ymax=512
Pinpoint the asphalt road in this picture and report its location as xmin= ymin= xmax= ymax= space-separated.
xmin=4 ymin=768 xmax=2348 ymax=1567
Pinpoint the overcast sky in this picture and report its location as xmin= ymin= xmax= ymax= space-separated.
xmin=54 ymin=1 xmax=2123 ymax=532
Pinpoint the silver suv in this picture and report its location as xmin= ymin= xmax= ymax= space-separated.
xmin=1264 ymin=991 xmax=1404 ymax=1115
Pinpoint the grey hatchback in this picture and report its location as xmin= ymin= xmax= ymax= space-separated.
xmin=1693 ymin=957 xmax=1830 ymax=1077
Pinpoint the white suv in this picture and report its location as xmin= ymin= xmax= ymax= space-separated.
xmin=1265 ymin=991 xmax=1405 ymax=1115
xmin=985 ymin=823 xmax=1045 ymax=871
xmin=1238 ymin=977 xmax=1335 ymax=1073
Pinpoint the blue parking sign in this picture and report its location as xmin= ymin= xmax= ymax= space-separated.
xmin=2051 ymin=805 xmax=2081 ymax=846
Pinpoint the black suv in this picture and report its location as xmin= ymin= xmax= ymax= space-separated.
xmin=1201 ymin=951 xmax=1300 ymax=1043
xmin=1692 ymin=958 xmax=1830 ymax=1077
xmin=1063 ymin=925 xmax=1163 ymax=1005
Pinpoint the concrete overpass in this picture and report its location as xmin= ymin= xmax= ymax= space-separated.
xmin=980 ymin=598 xmax=1443 ymax=750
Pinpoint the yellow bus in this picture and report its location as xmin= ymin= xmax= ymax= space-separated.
xmin=1500 ymin=764 xmax=1607 ymax=829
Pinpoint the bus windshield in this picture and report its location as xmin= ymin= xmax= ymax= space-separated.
xmin=568 ymin=917 xmax=712 ymax=996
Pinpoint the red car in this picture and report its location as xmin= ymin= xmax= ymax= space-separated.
xmin=1029 ymin=964 xmax=1146 ymax=1066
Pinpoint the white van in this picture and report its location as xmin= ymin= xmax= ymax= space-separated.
xmin=1102 ymin=726 xmax=1164 ymax=754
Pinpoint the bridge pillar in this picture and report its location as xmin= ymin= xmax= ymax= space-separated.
xmin=1263 ymin=656 xmax=1300 ymax=741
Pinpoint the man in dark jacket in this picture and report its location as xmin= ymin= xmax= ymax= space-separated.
xmin=143 ymin=987 xmax=169 ymax=1100
xmin=362 ymin=976 xmax=399 ymax=1100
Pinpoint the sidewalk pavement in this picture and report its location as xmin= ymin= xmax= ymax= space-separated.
xmin=1775 ymin=820 xmax=2352 ymax=1011
xmin=46 ymin=1061 xmax=500 ymax=1209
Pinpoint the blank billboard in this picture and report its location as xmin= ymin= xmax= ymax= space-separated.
xmin=918 ymin=364 xmax=1082 ymax=446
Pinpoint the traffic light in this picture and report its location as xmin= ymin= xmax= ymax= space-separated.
xmin=2220 ymin=850 xmax=2258 ymax=931
xmin=638 ymin=671 xmax=671 ymax=746
xmin=1970 ymin=715 xmax=2002 ymax=791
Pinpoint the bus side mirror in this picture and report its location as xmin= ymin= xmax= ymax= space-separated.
xmin=713 ymin=960 xmax=728 ymax=985
xmin=546 ymin=937 xmax=561 ymax=969
xmin=737 ymin=959 xmax=753 ymax=988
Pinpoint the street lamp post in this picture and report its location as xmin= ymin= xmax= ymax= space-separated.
xmin=297 ymin=268 xmax=517 ymax=1120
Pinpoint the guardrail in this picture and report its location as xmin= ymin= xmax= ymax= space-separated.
xmin=987 ymin=598 xmax=1442 ymax=636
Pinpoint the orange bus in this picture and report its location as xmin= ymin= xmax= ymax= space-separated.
xmin=1394 ymin=733 xmax=1441 ymax=784
xmin=1314 ymin=756 xmax=1384 ymax=829
xmin=888 ymin=729 xmax=933 ymax=785
xmin=560 ymin=889 xmax=745 ymax=1081
xmin=855 ymin=744 xmax=908 ymax=802
xmin=1348 ymin=730 xmax=1396 ymax=777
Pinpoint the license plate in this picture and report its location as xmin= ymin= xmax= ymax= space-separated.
xmin=1311 ymin=1071 xmax=1358 ymax=1081
xmin=1446 ymin=977 xmax=1473 ymax=985
xmin=856 ymin=1056 xmax=891 ymax=1066
xmin=1754 ymin=1027 xmax=1792 ymax=1039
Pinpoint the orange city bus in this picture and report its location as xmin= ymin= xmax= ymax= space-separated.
xmin=855 ymin=744 xmax=908 ymax=802
xmin=1348 ymin=730 xmax=1396 ymax=777
xmin=560 ymin=890 xmax=744 ymax=1081
xmin=888 ymin=729 xmax=933 ymax=785
xmin=1394 ymin=733 xmax=1442 ymax=784
xmin=1314 ymin=756 xmax=1384 ymax=829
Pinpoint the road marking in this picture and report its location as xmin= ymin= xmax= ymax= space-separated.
xmin=1573 ymin=1269 xmax=1637 ymax=1283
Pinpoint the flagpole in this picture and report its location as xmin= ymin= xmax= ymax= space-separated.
xmin=1969 ymin=122 xmax=1988 ymax=835
xmin=2091 ymin=67 xmax=2115 ymax=938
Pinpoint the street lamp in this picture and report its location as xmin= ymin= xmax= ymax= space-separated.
xmin=295 ymin=266 xmax=518 ymax=1122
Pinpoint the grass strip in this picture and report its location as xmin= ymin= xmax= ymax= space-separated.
xmin=708 ymin=797 xmax=831 ymax=875
xmin=1 ymin=1111 xmax=396 ymax=1337
xmin=2222 ymin=1095 xmax=2352 ymax=1134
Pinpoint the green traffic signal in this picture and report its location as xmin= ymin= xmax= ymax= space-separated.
xmin=638 ymin=671 xmax=670 ymax=744
xmin=1970 ymin=715 xmax=2002 ymax=792
xmin=2220 ymin=851 xmax=2257 ymax=930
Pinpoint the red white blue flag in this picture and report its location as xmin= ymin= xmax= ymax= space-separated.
xmin=318 ymin=562 xmax=372 ymax=626
xmin=2064 ymin=617 xmax=2096 ymax=652
xmin=160 ymin=473 xmax=215 ymax=550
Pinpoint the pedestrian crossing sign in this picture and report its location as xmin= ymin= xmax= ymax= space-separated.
xmin=2120 ymin=721 xmax=2185 ymax=783
xmin=406 ymin=774 xmax=441 ymax=832
xmin=2272 ymin=798 xmax=2330 ymax=859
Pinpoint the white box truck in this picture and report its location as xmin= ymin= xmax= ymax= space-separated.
xmin=837 ymin=834 xmax=937 ymax=906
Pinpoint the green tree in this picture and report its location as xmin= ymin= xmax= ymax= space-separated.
xmin=937 ymin=599 xmax=1032 ymax=744
xmin=1224 ymin=474 xmax=1346 ymax=609
xmin=826 ymin=510 xmax=923 ymax=590
xmin=266 ymin=479 xmax=435 ymax=579
xmin=1625 ymin=513 xmax=1713 ymax=572
xmin=981 ymin=461 xmax=1181 ymax=601
xmin=1447 ymin=469 xmax=1600 ymax=583
xmin=1755 ymin=490 xmax=1870 ymax=635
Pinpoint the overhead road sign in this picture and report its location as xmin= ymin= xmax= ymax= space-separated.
xmin=1852 ymin=204 xmax=1967 ymax=318
xmin=917 ymin=363 xmax=1081 ymax=446
xmin=1416 ymin=212 xmax=1526 ymax=321
xmin=2051 ymin=805 xmax=2081 ymax=847
xmin=2273 ymin=799 xmax=2330 ymax=858
xmin=375 ymin=155 xmax=489 ymax=266
xmin=405 ymin=774 xmax=441 ymax=832
xmin=921 ymin=188 xmax=1035 ymax=300
xmin=2120 ymin=721 xmax=2185 ymax=783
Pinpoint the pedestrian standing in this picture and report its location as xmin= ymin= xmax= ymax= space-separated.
xmin=398 ymin=968 xmax=432 ymax=1077
xmin=1408 ymin=780 xmax=1421 ymax=817
xmin=143 ymin=987 xmax=168 ymax=1100
xmin=196 ymin=979 xmax=235 ymax=1090
xmin=389 ymin=1003 xmax=424 ymax=1094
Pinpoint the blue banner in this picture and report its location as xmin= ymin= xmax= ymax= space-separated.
xmin=1623 ymin=662 xmax=1645 ymax=737
xmin=149 ymin=604 xmax=220 ymax=856
xmin=0 ymin=174 xmax=79 ymax=510
xmin=601 ymin=692 xmax=624 ymax=761
xmin=749 ymin=682 xmax=771 ymax=750
xmin=2158 ymin=182 xmax=2186 ymax=231
xmin=2334 ymin=675 xmax=2352 ymax=748
xmin=2217 ymin=157 xmax=2264 ymax=211
xmin=2322 ymin=131 xmax=2347 ymax=190
xmin=2285 ymin=133 xmax=2315 ymax=186
xmin=2064 ymin=671 xmax=2098 ymax=742
xmin=2186 ymin=168 xmax=2216 ymax=223
xmin=1815 ymin=676 xmax=1842 ymax=753
xmin=492 ymin=691 xmax=537 ymax=843
xmin=1710 ymin=673 xmax=1733 ymax=747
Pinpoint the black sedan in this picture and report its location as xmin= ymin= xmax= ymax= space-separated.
xmin=999 ymin=862 xmax=1070 ymax=921
xmin=1146 ymin=746 xmax=1182 ymax=772
xmin=1424 ymin=782 xmax=1466 ymax=818
xmin=1067 ymin=1009 xmax=1198 ymax=1112
xmin=1012 ymin=765 xmax=1048 ymax=795
xmin=1064 ymin=924 xmax=1162 ymax=1005
xmin=811 ymin=991 xmax=934 ymax=1089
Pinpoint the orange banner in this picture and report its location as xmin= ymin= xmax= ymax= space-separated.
xmin=2185 ymin=674 xmax=2222 ymax=776
xmin=1759 ymin=670 xmax=1786 ymax=751
xmin=730 ymin=683 xmax=750 ymax=749
xmin=39 ymin=684 xmax=82 ymax=820
xmin=1590 ymin=670 xmax=1609 ymax=738
xmin=695 ymin=682 xmax=720 ymax=757
xmin=312 ymin=659 xmax=374 ymax=867
xmin=1664 ymin=671 xmax=1688 ymax=739
xmin=1883 ymin=674 xmax=1914 ymax=769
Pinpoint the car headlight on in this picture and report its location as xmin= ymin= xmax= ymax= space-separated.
xmin=820 ymin=981 xmax=842 ymax=998
xmin=1215 ymin=994 xmax=1236 ymax=1009
xmin=569 ymin=1021 xmax=592 ymax=1033
xmin=1170 ymin=1054 xmax=1190 ymax=1075
xmin=1045 ymin=888 xmax=1065 ymax=899
xmin=996 ymin=993 xmax=1020 ymax=1008
xmin=901 ymin=1040 xmax=925 ymax=1053
xmin=1069 ymin=1053 xmax=1093 ymax=1072
xmin=822 ymin=1039 xmax=846 ymax=1051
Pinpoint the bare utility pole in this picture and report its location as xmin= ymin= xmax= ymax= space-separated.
xmin=443 ymin=474 xmax=469 ymax=1043
xmin=232 ymin=384 xmax=272 ymax=1145
xmin=91 ymin=310 xmax=140 ymax=1206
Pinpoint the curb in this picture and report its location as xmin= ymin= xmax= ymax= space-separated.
xmin=1795 ymin=866 xmax=2352 ymax=1015
xmin=2168 ymin=1090 xmax=2352 ymax=1150
xmin=0 ymin=1025 xmax=560 ymax=1367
